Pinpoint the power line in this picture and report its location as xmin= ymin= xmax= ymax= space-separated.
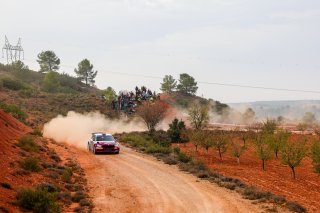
xmin=6 ymin=58 xmax=320 ymax=94
xmin=103 ymin=71 xmax=320 ymax=94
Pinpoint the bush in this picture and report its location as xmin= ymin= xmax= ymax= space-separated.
xmin=31 ymin=128 xmax=43 ymax=136
xmin=145 ymin=144 xmax=172 ymax=154
xmin=21 ymin=157 xmax=41 ymax=172
xmin=37 ymin=182 xmax=59 ymax=193
xmin=17 ymin=136 xmax=39 ymax=152
xmin=167 ymin=118 xmax=186 ymax=143
xmin=286 ymin=201 xmax=306 ymax=213
xmin=16 ymin=188 xmax=60 ymax=213
xmin=0 ymin=103 xmax=27 ymax=123
xmin=0 ymin=182 xmax=12 ymax=189
xmin=177 ymin=152 xmax=191 ymax=163
xmin=242 ymin=186 xmax=272 ymax=200
xmin=1 ymin=77 xmax=26 ymax=90
xmin=72 ymin=191 xmax=85 ymax=202
xmin=79 ymin=199 xmax=91 ymax=206
xmin=61 ymin=168 xmax=73 ymax=183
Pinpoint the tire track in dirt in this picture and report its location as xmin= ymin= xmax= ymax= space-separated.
xmin=73 ymin=146 xmax=263 ymax=213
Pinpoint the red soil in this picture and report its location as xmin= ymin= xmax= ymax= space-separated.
xmin=0 ymin=109 xmax=32 ymax=212
xmin=176 ymin=135 xmax=320 ymax=213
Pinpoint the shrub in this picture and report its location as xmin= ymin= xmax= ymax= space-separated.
xmin=0 ymin=182 xmax=12 ymax=189
xmin=177 ymin=152 xmax=191 ymax=163
xmin=42 ymin=71 xmax=60 ymax=93
xmin=17 ymin=136 xmax=39 ymax=152
xmin=16 ymin=188 xmax=60 ymax=213
xmin=0 ymin=103 xmax=27 ymax=123
xmin=162 ymin=156 xmax=178 ymax=165
xmin=242 ymin=186 xmax=272 ymax=200
xmin=286 ymin=201 xmax=306 ymax=213
xmin=61 ymin=168 xmax=73 ymax=183
xmin=31 ymin=128 xmax=43 ymax=136
xmin=167 ymin=118 xmax=186 ymax=143
xmin=18 ymin=88 xmax=37 ymax=98
xmin=1 ymin=77 xmax=26 ymax=90
xmin=21 ymin=157 xmax=41 ymax=172
xmin=79 ymin=199 xmax=91 ymax=206
xmin=72 ymin=191 xmax=85 ymax=202
xmin=145 ymin=144 xmax=172 ymax=154
xmin=37 ymin=182 xmax=59 ymax=193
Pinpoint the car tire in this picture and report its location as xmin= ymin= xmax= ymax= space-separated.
xmin=115 ymin=151 xmax=119 ymax=154
xmin=87 ymin=143 xmax=90 ymax=152
xmin=93 ymin=147 xmax=96 ymax=155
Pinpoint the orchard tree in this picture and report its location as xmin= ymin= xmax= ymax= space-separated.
xmin=269 ymin=130 xmax=291 ymax=158
xmin=201 ymin=132 xmax=214 ymax=154
xmin=231 ymin=139 xmax=246 ymax=164
xmin=281 ymin=139 xmax=307 ymax=179
xmin=160 ymin=75 xmax=177 ymax=93
xmin=103 ymin=87 xmax=117 ymax=105
xmin=188 ymin=102 xmax=209 ymax=130
xmin=311 ymin=141 xmax=320 ymax=174
xmin=42 ymin=71 xmax=60 ymax=92
xmin=189 ymin=130 xmax=207 ymax=152
xmin=213 ymin=131 xmax=228 ymax=160
xmin=254 ymin=133 xmax=272 ymax=170
xmin=167 ymin=118 xmax=186 ymax=143
xmin=74 ymin=59 xmax=98 ymax=86
xmin=262 ymin=119 xmax=277 ymax=134
xmin=37 ymin=50 xmax=60 ymax=73
xmin=137 ymin=101 xmax=167 ymax=133
xmin=176 ymin=73 xmax=198 ymax=95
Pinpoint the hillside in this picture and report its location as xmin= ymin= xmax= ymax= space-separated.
xmin=0 ymin=63 xmax=109 ymax=127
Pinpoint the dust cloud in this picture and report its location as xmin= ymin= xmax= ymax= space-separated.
xmin=43 ymin=111 xmax=146 ymax=149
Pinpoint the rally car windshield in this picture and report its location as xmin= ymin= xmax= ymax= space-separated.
xmin=96 ymin=135 xmax=114 ymax=141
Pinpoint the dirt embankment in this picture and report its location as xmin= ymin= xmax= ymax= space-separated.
xmin=0 ymin=109 xmax=31 ymax=212
xmin=66 ymin=145 xmax=263 ymax=213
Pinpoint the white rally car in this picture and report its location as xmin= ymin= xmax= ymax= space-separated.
xmin=87 ymin=132 xmax=120 ymax=154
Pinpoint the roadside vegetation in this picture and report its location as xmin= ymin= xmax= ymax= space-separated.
xmin=117 ymin=120 xmax=308 ymax=213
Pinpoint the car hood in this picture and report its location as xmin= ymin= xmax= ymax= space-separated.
xmin=95 ymin=141 xmax=116 ymax=145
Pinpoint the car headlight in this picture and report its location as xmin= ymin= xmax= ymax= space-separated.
xmin=96 ymin=144 xmax=102 ymax=148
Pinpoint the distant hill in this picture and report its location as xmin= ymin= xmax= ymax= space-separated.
xmin=229 ymin=100 xmax=320 ymax=120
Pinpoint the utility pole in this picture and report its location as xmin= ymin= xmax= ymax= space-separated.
xmin=2 ymin=36 xmax=24 ymax=64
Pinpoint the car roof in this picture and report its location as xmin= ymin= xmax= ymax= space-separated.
xmin=92 ymin=132 xmax=112 ymax=136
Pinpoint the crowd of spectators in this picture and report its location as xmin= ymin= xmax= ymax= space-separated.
xmin=111 ymin=86 xmax=160 ymax=114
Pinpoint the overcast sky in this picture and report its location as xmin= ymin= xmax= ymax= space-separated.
xmin=1 ymin=0 xmax=320 ymax=103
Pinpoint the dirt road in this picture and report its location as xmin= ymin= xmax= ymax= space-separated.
xmin=75 ymin=146 xmax=261 ymax=213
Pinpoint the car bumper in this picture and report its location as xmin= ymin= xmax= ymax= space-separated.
xmin=95 ymin=147 xmax=120 ymax=153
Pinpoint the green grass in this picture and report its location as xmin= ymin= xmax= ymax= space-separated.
xmin=17 ymin=136 xmax=39 ymax=152
xmin=0 ymin=102 xmax=27 ymax=123
xmin=20 ymin=157 xmax=41 ymax=172
xmin=16 ymin=188 xmax=60 ymax=213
